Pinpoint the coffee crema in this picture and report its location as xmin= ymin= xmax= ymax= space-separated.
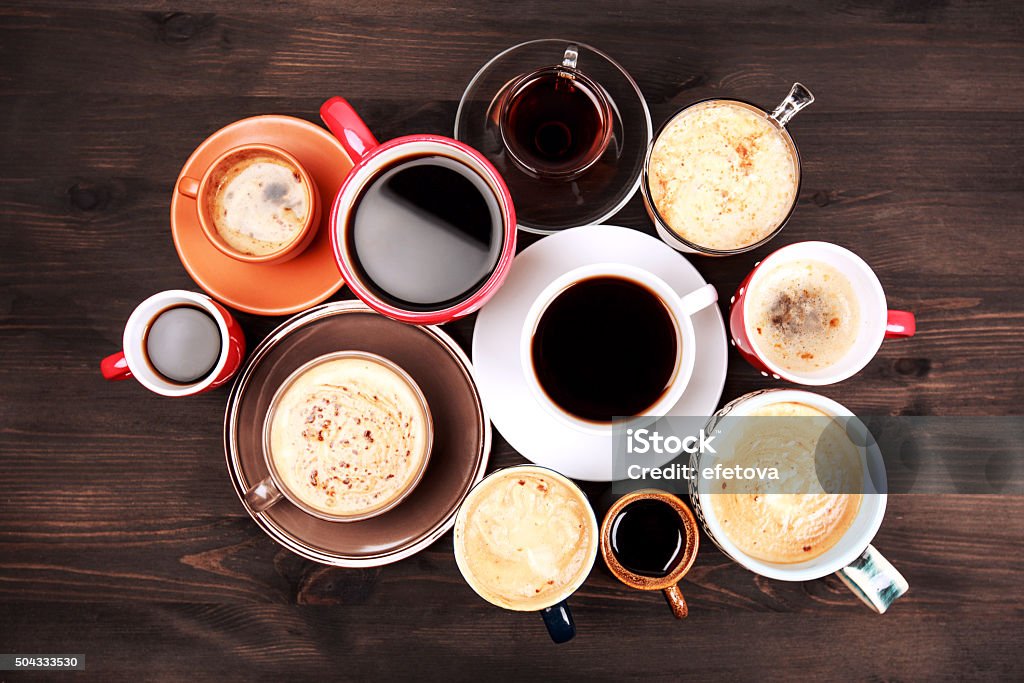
xmin=709 ymin=402 xmax=863 ymax=563
xmin=647 ymin=100 xmax=798 ymax=251
xmin=748 ymin=259 xmax=860 ymax=374
xmin=454 ymin=469 xmax=596 ymax=611
xmin=267 ymin=355 xmax=429 ymax=518
xmin=209 ymin=151 xmax=310 ymax=256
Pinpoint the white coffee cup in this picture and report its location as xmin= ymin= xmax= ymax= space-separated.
xmin=520 ymin=262 xmax=717 ymax=436
xmin=690 ymin=389 xmax=908 ymax=613
xmin=730 ymin=241 xmax=916 ymax=385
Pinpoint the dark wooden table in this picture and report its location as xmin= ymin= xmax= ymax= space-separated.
xmin=2 ymin=1 xmax=1022 ymax=680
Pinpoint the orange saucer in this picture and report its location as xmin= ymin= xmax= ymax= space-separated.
xmin=171 ymin=115 xmax=351 ymax=316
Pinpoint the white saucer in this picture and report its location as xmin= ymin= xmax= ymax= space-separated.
xmin=472 ymin=224 xmax=728 ymax=481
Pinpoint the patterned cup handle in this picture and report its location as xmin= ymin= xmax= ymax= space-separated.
xmin=836 ymin=544 xmax=909 ymax=614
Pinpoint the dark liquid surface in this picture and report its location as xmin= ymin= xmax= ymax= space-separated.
xmin=503 ymin=72 xmax=607 ymax=175
xmin=530 ymin=276 xmax=678 ymax=422
xmin=610 ymin=499 xmax=686 ymax=577
xmin=143 ymin=304 xmax=221 ymax=384
xmin=347 ymin=155 xmax=503 ymax=311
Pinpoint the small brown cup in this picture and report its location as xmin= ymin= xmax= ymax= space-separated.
xmin=177 ymin=143 xmax=321 ymax=265
xmin=599 ymin=489 xmax=699 ymax=619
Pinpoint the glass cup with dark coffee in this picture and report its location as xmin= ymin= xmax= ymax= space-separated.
xmin=497 ymin=44 xmax=615 ymax=181
xmin=521 ymin=263 xmax=717 ymax=436
xmin=600 ymin=490 xmax=700 ymax=618
xmin=320 ymin=97 xmax=517 ymax=325
xmin=100 ymin=289 xmax=245 ymax=397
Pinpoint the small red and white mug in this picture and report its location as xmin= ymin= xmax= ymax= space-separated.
xmin=319 ymin=96 xmax=517 ymax=325
xmin=729 ymin=241 xmax=916 ymax=385
xmin=100 ymin=290 xmax=245 ymax=396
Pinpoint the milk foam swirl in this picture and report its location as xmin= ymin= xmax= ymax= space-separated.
xmin=268 ymin=357 xmax=428 ymax=517
xmin=455 ymin=469 xmax=596 ymax=610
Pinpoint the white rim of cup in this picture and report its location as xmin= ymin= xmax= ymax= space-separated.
xmin=121 ymin=290 xmax=231 ymax=397
xmin=452 ymin=464 xmax=599 ymax=611
xmin=696 ymin=388 xmax=887 ymax=581
xmin=519 ymin=262 xmax=694 ymax=437
xmin=742 ymin=241 xmax=889 ymax=385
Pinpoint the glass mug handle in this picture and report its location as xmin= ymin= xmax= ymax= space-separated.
xmin=770 ymin=82 xmax=815 ymax=127
xmin=244 ymin=475 xmax=284 ymax=513
xmin=539 ymin=599 xmax=576 ymax=643
xmin=836 ymin=544 xmax=909 ymax=614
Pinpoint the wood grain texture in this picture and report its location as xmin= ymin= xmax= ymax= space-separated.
xmin=1 ymin=0 xmax=1022 ymax=679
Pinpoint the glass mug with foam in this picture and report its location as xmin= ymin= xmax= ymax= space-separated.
xmin=729 ymin=241 xmax=916 ymax=384
xmin=100 ymin=289 xmax=245 ymax=396
xmin=642 ymin=83 xmax=814 ymax=256
xmin=243 ymin=351 xmax=434 ymax=522
xmin=690 ymin=389 xmax=909 ymax=613
xmin=453 ymin=465 xmax=599 ymax=643
xmin=319 ymin=97 xmax=517 ymax=325
xmin=521 ymin=262 xmax=718 ymax=436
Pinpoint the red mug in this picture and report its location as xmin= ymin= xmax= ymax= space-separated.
xmin=729 ymin=241 xmax=915 ymax=384
xmin=320 ymin=97 xmax=517 ymax=325
xmin=101 ymin=290 xmax=245 ymax=396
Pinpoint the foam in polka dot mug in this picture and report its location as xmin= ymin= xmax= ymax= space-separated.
xmin=728 ymin=241 xmax=916 ymax=385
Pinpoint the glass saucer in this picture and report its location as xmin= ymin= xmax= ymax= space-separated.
xmin=455 ymin=39 xmax=652 ymax=234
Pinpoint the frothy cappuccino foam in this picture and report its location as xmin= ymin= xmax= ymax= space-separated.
xmin=647 ymin=100 xmax=798 ymax=251
xmin=709 ymin=402 xmax=863 ymax=564
xmin=268 ymin=356 xmax=429 ymax=518
xmin=209 ymin=151 xmax=310 ymax=256
xmin=455 ymin=468 xmax=596 ymax=611
xmin=748 ymin=259 xmax=860 ymax=374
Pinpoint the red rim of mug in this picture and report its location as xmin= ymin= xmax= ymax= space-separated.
xmin=329 ymin=134 xmax=517 ymax=325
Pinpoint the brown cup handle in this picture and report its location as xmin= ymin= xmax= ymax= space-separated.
xmin=244 ymin=475 xmax=283 ymax=513
xmin=663 ymin=584 xmax=688 ymax=619
xmin=177 ymin=176 xmax=200 ymax=199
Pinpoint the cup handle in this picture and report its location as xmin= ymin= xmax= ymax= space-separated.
xmin=177 ymin=176 xmax=200 ymax=199
xmin=244 ymin=475 xmax=284 ymax=513
xmin=662 ymin=584 xmax=689 ymax=619
xmin=885 ymin=310 xmax=916 ymax=338
xmin=100 ymin=351 xmax=132 ymax=381
xmin=539 ymin=599 xmax=576 ymax=644
xmin=770 ymin=82 xmax=815 ymax=127
xmin=319 ymin=97 xmax=380 ymax=162
xmin=561 ymin=44 xmax=579 ymax=70
xmin=835 ymin=544 xmax=909 ymax=614
xmin=677 ymin=283 xmax=718 ymax=317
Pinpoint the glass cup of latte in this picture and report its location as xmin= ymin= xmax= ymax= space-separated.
xmin=689 ymin=389 xmax=908 ymax=613
xmin=642 ymin=83 xmax=814 ymax=256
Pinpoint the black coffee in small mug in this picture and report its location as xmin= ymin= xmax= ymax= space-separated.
xmin=499 ymin=44 xmax=614 ymax=180
xmin=346 ymin=154 xmax=504 ymax=311
xmin=531 ymin=275 xmax=678 ymax=422
xmin=143 ymin=304 xmax=221 ymax=385
xmin=610 ymin=498 xmax=687 ymax=577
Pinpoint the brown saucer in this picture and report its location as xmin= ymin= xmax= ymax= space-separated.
xmin=171 ymin=115 xmax=350 ymax=316
xmin=224 ymin=301 xmax=491 ymax=566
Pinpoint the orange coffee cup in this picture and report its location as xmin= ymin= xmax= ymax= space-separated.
xmin=600 ymin=489 xmax=700 ymax=619
xmin=176 ymin=143 xmax=321 ymax=265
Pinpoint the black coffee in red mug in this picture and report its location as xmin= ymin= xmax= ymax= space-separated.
xmin=320 ymin=97 xmax=517 ymax=326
